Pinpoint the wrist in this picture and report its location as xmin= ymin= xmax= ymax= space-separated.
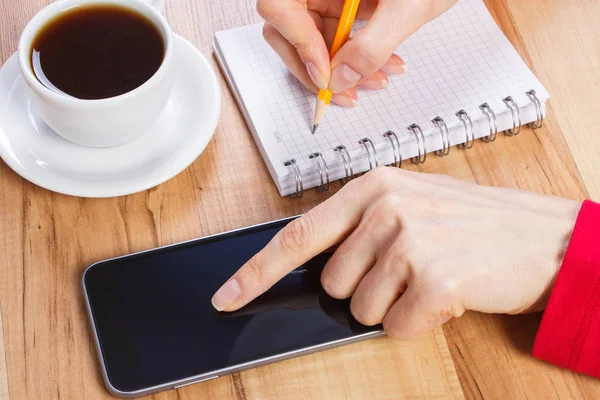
xmin=534 ymin=198 xmax=582 ymax=311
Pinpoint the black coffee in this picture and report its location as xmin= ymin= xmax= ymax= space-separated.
xmin=31 ymin=5 xmax=165 ymax=100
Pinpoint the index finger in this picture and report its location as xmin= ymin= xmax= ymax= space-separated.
xmin=211 ymin=176 xmax=380 ymax=312
xmin=257 ymin=0 xmax=331 ymax=86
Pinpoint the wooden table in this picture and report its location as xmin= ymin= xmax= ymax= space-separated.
xmin=1 ymin=0 xmax=599 ymax=399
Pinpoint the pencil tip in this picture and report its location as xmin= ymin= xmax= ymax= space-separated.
xmin=312 ymin=124 xmax=318 ymax=134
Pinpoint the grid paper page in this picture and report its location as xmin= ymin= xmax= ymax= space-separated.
xmin=215 ymin=0 xmax=549 ymax=196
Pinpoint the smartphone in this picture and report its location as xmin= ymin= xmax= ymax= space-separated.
xmin=83 ymin=216 xmax=383 ymax=398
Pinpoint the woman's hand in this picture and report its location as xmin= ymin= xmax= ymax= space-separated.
xmin=256 ymin=0 xmax=457 ymax=106
xmin=212 ymin=168 xmax=580 ymax=339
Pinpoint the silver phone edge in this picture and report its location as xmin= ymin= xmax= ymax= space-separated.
xmin=82 ymin=215 xmax=385 ymax=399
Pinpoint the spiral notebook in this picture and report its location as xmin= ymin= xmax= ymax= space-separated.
xmin=214 ymin=0 xmax=548 ymax=197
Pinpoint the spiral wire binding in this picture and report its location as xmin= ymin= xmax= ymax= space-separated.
xmin=383 ymin=131 xmax=402 ymax=168
xmin=503 ymin=96 xmax=521 ymax=136
xmin=408 ymin=124 xmax=427 ymax=164
xmin=432 ymin=117 xmax=451 ymax=156
xmin=309 ymin=152 xmax=330 ymax=192
xmin=526 ymin=90 xmax=544 ymax=129
xmin=334 ymin=145 xmax=353 ymax=183
xmin=283 ymin=159 xmax=303 ymax=198
xmin=456 ymin=110 xmax=475 ymax=149
xmin=359 ymin=137 xmax=379 ymax=171
xmin=479 ymin=103 xmax=497 ymax=143
xmin=283 ymin=89 xmax=543 ymax=197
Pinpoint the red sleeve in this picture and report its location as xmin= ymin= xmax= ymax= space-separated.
xmin=533 ymin=200 xmax=600 ymax=378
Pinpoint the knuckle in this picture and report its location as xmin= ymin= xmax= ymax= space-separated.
xmin=380 ymin=246 xmax=407 ymax=276
xmin=382 ymin=317 xmax=404 ymax=339
xmin=364 ymin=194 xmax=404 ymax=231
xmin=417 ymin=267 xmax=438 ymax=291
xmin=418 ymin=268 xmax=458 ymax=305
xmin=342 ymin=167 xmax=403 ymax=202
xmin=339 ymin=175 xmax=361 ymax=194
xmin=364 ymin=166 xmax=394 ymax=183
xmin=262 ymin=24 xmax=277 ymax=44
xmin=443 ymin=304 xmax=465 ymax=319
xmin=403 ymin=231 xmax=424 ymax=254
xmin=288 ymin=35 xmax=320 ymax=61
xmin=279 ymin=216 xmax=313 ymax=255
xmin=437 ymin=278 xmax=460 ymax=304
xmin=362 ymin=46 xmax=388 ymax=67
xmin=361 ymin=167 xmax=402 ymax=193
xmin=290 ymin=37 xmax=311 ymax=54
xmin=375 ymin=193 xmax=403 ymax=215
xmin=241 ymin=255 xmax=268 ymax=286
xmin=352 ymin=34 xmax=390 ymax=71
xmin=256 ymin=0 xmax=278 ymax=20
xmin=383 ymin=314 xmax=417 ymax=341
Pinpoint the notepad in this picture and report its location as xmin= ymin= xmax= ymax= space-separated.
xmin=214 ymin=0 xmax=549 ymax=197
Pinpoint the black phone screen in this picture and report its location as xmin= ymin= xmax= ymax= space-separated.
xmin=84 ymin=217 xmax=380 ymax=394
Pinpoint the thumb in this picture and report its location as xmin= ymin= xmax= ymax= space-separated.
xmin=328 ymin=0 xmax=429 ymax=93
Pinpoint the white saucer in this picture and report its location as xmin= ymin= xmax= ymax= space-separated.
xmin=0 ymin=34 xmax=221 ymax=198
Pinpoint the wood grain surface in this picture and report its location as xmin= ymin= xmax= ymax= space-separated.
xmin=0 ymin=0 xmax=598 ymax=399
xmin=0 ymin=303 xmax=9 ymax=400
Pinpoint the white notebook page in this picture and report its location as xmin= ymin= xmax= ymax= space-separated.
xmin=214 ymin=0 xmax=549 ymax=196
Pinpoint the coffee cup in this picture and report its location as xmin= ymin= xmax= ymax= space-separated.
xmin=18 ymin=0 xmax=174 ymax=147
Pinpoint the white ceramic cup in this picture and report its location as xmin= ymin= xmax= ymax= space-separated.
xmin=18 ymin=0 xmax=174 ymax=147
xmin=143 ymin=0 xmax=165 ymax=13
xmin=57 ymin=0 xmax=165 ymax=13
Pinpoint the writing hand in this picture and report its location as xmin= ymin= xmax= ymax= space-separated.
xmin=257 ymin=0 xmax=457 ymax=106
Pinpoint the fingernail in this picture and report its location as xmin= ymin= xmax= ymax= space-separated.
xmin=434 ymin=315 xmax=452 ymax=327
xmin=344 ymin=87 xmax=358 ymax=100
xmin=382 ymin=63 xmax=407 ymax=75
xmin=331 ymin=94 xmax=357 ymax=107
xmin=306 ymin=61 xmax=328 ymax=90
xmin=360 ymin=78 xmax=388 ymax=90
xmin=359 ymin=70 xmax=388 ymax=90
xmin=211 ymin=278 xmax=241 ymax=311
xmin=329 ymin=64 xmax=362 ymax=93
xmin=383 ymin=53 xmax=406 ymax=75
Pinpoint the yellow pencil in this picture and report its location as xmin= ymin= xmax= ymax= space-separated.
xmin=312 ymin=0 xmax=361 ymax=134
